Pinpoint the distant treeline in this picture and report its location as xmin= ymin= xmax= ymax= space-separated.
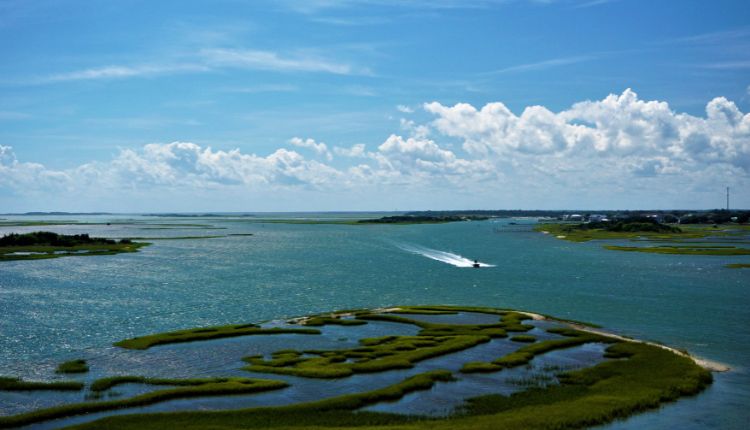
xmin=405 ymin=210 xmax=750 ymax=224
xmin=1 ymin=212 xmax=113 ymax=216
xmin=0 ymin=232 xmax=130 ymax=247
xmin=575 ymin=217 xmax=682 ymax=233
xmin=358 ymin=215 xmax=488 ymax=224
xmin=144 ymin=213 xmax=257 ymax=218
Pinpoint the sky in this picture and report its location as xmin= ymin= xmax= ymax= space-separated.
xmin=1 ymin=0 xmax=749 ymax=212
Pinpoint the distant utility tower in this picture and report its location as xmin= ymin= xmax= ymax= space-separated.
xmin=726 ymin=187 xmax=730 ymax=211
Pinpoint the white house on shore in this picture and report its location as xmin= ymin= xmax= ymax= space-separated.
xmin=588 ymin=214 xmax=609 ymax=222
xmin=563 ymin=214 xmax=584 ymax=221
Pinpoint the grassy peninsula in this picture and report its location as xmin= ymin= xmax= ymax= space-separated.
xmin=535 ymin=218 xmax=685 ymax=242
xmin=536 ymin=218 xmax=750 ymax=259
xmin=0 ymin=232 xmax=148 ymax=261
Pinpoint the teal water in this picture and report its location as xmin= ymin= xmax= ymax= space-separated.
xmin=0 ymin=215 xmax=748 ymax=428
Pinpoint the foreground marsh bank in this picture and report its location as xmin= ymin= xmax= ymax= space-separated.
xmin=0 ymin=306 xmax=715 ymax=429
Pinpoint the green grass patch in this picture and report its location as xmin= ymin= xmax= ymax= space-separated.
xmin=0 ymin=377 xmax=83 ymax=391
xmin=56 ymin=359 xmax=89 ymax=374
xmin=0 ymin=231 xmax=149 ymax=261
xmin=726 ymin=263 xmax=750 ymax=268
xmin=90 ymin=376 xmax=257 ymax=392
xmin=302 ymin=316 xmax=368 ymax=326
xmin=244 ymin=335 xmax=489 ymax=378
xmin=243 ymin=309 xmax=540 ymax=379
xmin=603 ymin=245 xmax=750 ymax=256
xmin=535 ymin=223 xmax=709 ymax=243
xmin=114 ymin=326 xmax=320 ymax=350
xmin=0 ymin=378 xmax=288 ymax=429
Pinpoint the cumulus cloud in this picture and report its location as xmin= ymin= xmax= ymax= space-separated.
xmin=425 ymin=88 xmax=750 ymax=173
xmin=333 ymin=143 xmax=367 ymax=158
xmin=2 ymin=89 xmax=748 ymax=209
xmin=372 ymin=134 xmax=493 ymax=179
xmin=0 ymin=146 xmax=71 ymax=192
xmin=289 ymin=137 xmax=333 ymax=160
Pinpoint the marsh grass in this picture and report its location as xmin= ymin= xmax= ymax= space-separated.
xmin=604 ymin=245 xmax=750 ymax=255
xmin=56 ymin=359 xmax=89 ymax=374
xmin=505 ymin=372 xmax=555 ymax=388
xmin=23 ymin=306 xmax=712 ymax=430
xmin=114 ymin=326 xmax=320 ymax=350
xmin=533 ymin=222 xmax=740 ymax=243
xmin=245 ymin=309 xmax=542 ymax=378
xmin=63 ymin=342 xmax=711 ymax=430
xmin=90 ymin=376 xmax=246 ymax=392
xmin=244 ymin=335 xmax=488 ymax=378
xmin=302 ymin=316 xmax=368 ymax=326
xmin=0 ymin=378 xmax=288 ymax=429
xmin=0 ymin=377 xmax=83 ymax=391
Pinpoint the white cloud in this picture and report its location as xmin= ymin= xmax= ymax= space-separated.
xmin=289 ymin=137 xmax=333 ymax=160
xmin=30 ymin=48 xmax=363 ymax=84
xmin=700 ymin=61 xmax=750 ymax=70
xmin=41 ymin=64 xmax=209 ymax=83
xmin=400 ymin=118 xmax=430 ymax=139
xmin=333 ymin=143 xmax=367 ymax=158
xmin=425 ymin=88 xmax=750 ymax=172
xmin=481 ymin=55 xmax=594 ymax=75
xmin=396 ymin=104 xmax=414 ymax=113
xmin=372 ymin=134 xmax=494 ymax=179
xmin=2 ymin=89 xmax=748 ymax=210
xmin=200 ymin=48 xmax=358 ymax=75
xmin=0 ymin=146 xmax=72 ymax=192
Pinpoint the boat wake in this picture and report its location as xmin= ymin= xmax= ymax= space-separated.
xmin=398 ymin=244 xmax=495 ymax=268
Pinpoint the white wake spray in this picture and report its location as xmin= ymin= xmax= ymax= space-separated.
xmin=398 ymin=244 xmax=494 ymax=268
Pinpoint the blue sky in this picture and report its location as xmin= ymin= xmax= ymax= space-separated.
xmin=1 ymin=0 xmax=749 ymax=211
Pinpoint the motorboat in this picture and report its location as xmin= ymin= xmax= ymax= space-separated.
xmin=472 ymin=260 xmax=480 ymax=268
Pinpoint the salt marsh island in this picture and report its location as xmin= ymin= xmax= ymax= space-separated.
xmin=0 ymin=232 xmax=148 ymax=261
xmin=0 ymin=306 xmax=716 ymax=430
